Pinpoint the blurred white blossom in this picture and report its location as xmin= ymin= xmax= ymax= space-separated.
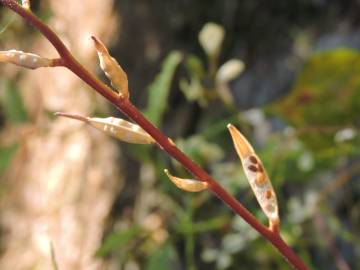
xmin=199 ymin=22 xmax=225 ymax=57
xmin=216 ymin=59 xmax=245 ymax=83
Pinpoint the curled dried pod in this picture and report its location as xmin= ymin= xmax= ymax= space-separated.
xmin=55 ymin=112 xmax=154 ymax=144
xmin=164 ymin=169 xmax=208 ymax=192
xmin=227 ymin=124 xmax=280 ymax=227
xmin=91 ymin=36 xmax=129 ymax=99
xmin=0 ymin=50 xmax=53 ymax=69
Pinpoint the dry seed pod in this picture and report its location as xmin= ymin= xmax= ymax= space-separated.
xmin=0 ymin=50 xmax=53 ymax=69
xmin=227 ymin=124 xmax=280 ymax=226
xmin=164 ymin=169 xmax=208 ymax=192
xmin=55 ymin=112 xmax=154 ymax=144
xmin=91 ymin=36 xmax=129 ymax=99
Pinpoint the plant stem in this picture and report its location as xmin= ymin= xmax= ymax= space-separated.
xmin=0 ymin=1 xmax=309 ymax=269
xmin=185 ymin=195 xmax=196 ymax=270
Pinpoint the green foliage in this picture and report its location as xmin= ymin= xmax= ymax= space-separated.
xmin=0 ymin=80 xmax=28 ymax=124
xmin=95 ymin=226 xmax=141 ymax=257
xmin=180 ymin=55 xmax=207 ymax=106
xmin=176 ymin=135 xmax=224 ymax=166
xmin=268 ymin=49 xmax=360 ymax=151
xmin=144 ymin=51 xmax=182 ymax=126
xmin=145 ymin=242 xmax=177 ymax=270
xmin=175 ymin=215 xmax=228 ymax=234
xmin=0 ymin=144 xmax=17 ymax=174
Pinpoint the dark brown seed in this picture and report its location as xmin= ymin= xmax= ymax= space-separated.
xmin=249 ymin=155 xmax=258 ymax=164
xmin=248 ymin=165 xmax=258 ymax=172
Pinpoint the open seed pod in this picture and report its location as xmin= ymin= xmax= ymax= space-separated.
xmin=91 ymin=36 xmax=129 ymax=98
xmin=164 ymin=169 xmax=208 ymax=192
xmin=55 ymin=112 xmax=154 ymax=144
xmin=227 ymin=124 xmax=280 ymax=227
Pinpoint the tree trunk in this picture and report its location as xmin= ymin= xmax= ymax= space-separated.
xmin=0 ymin=1 xmax=121 ymax=269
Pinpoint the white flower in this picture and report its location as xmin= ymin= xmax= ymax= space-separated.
xmin=198 ymin=22 xmax=225 ymax=57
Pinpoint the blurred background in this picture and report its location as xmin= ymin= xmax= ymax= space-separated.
xmin=1 ymin=0 xmax=360 ymax=269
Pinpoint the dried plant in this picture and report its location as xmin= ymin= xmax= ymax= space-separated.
xmin=0 ymin=1 xmax=310 ymax=269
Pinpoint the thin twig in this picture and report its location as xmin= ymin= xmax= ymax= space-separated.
xmin=50 ymin=242 xmax=59 ymax=270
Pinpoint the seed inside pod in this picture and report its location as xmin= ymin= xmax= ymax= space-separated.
xmin=248 ymin=164 xmax=258 ymax=172
xmin=249 ymin=155 xmax=258 ymax=164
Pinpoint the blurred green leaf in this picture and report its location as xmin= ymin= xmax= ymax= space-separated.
xmin=144 ymin=51 xmax=182 ymax=126
xmin=176 ymin=216 xmax=228 ymax=234
xmin=1 ymin=80 xmax=28 ymax=124
xmin=180 ymin=55 xmax=208 ymax=106
xmin=268 ymin=49 xmax=360 ymax=151
xmin=95 ymin=226 xmax=140 ymax=257
xmin=176 ymin=135 xmax=224 ymax=166
xmin=179 ymin=77 xmax=206 ymax=105
xmin=145 ymin=242 xmax=177 ymax=270
xmin=0 ymin=144 xmax=18 ymax=174
xmin=186 ymin=54 xmax=205 ymax=78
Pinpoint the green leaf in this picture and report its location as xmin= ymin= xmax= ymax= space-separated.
xmin=176 ymin=216 xmax=228 ymax=234
xmin=95 ymin=226 xmax=140 ymax=257
xmin=176 ymin=135 xmax=224 ymax=166
xmin=144 ymin=51 xmax=182 ymax=126
xmin=145 ymin=242 xmax=177 ymax=270
xmin=1 ymin=80 xmax=28 ymax=124
xmin=186 ymin=54 xmax=205 ymax=78
xmin=180 ymin=55 xmax=208 ymax=106
xmin=0 ymin=144 xmax=18 ymax=174
xmin=268 ymin=48 xmax=360 ymax=151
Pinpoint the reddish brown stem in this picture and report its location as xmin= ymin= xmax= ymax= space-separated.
xmin=0 ymin=1 xmax=309 ymax=269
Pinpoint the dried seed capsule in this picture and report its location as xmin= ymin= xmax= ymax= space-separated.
xmin=91 ymin=36 xmax=129 ymax=99
xmin=164 ymin=169 xmax=208 ymax=192
xmin=227 ymin=124 xmax=279 ymax=227
xmin=55 ymin=112 xmax=154 ymax=144
xmin=0 ymin=50 xmax=53 ymax=69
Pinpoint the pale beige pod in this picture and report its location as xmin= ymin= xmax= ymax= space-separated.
xmin=91 ymin=36 xmax=129 ymax=99
xmin=164 ymin=169 xmax=208 ymax=192
xmin=0 ymin=50 xmax=53 ymax=69
xmin=227 ymin=124 xmax=280 ymax=226
xmin=55 ymin=112 xmax=155 ymax=144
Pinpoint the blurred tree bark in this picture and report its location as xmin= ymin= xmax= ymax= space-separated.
xmin=0 ymin=1 xmax=121 ymax=269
